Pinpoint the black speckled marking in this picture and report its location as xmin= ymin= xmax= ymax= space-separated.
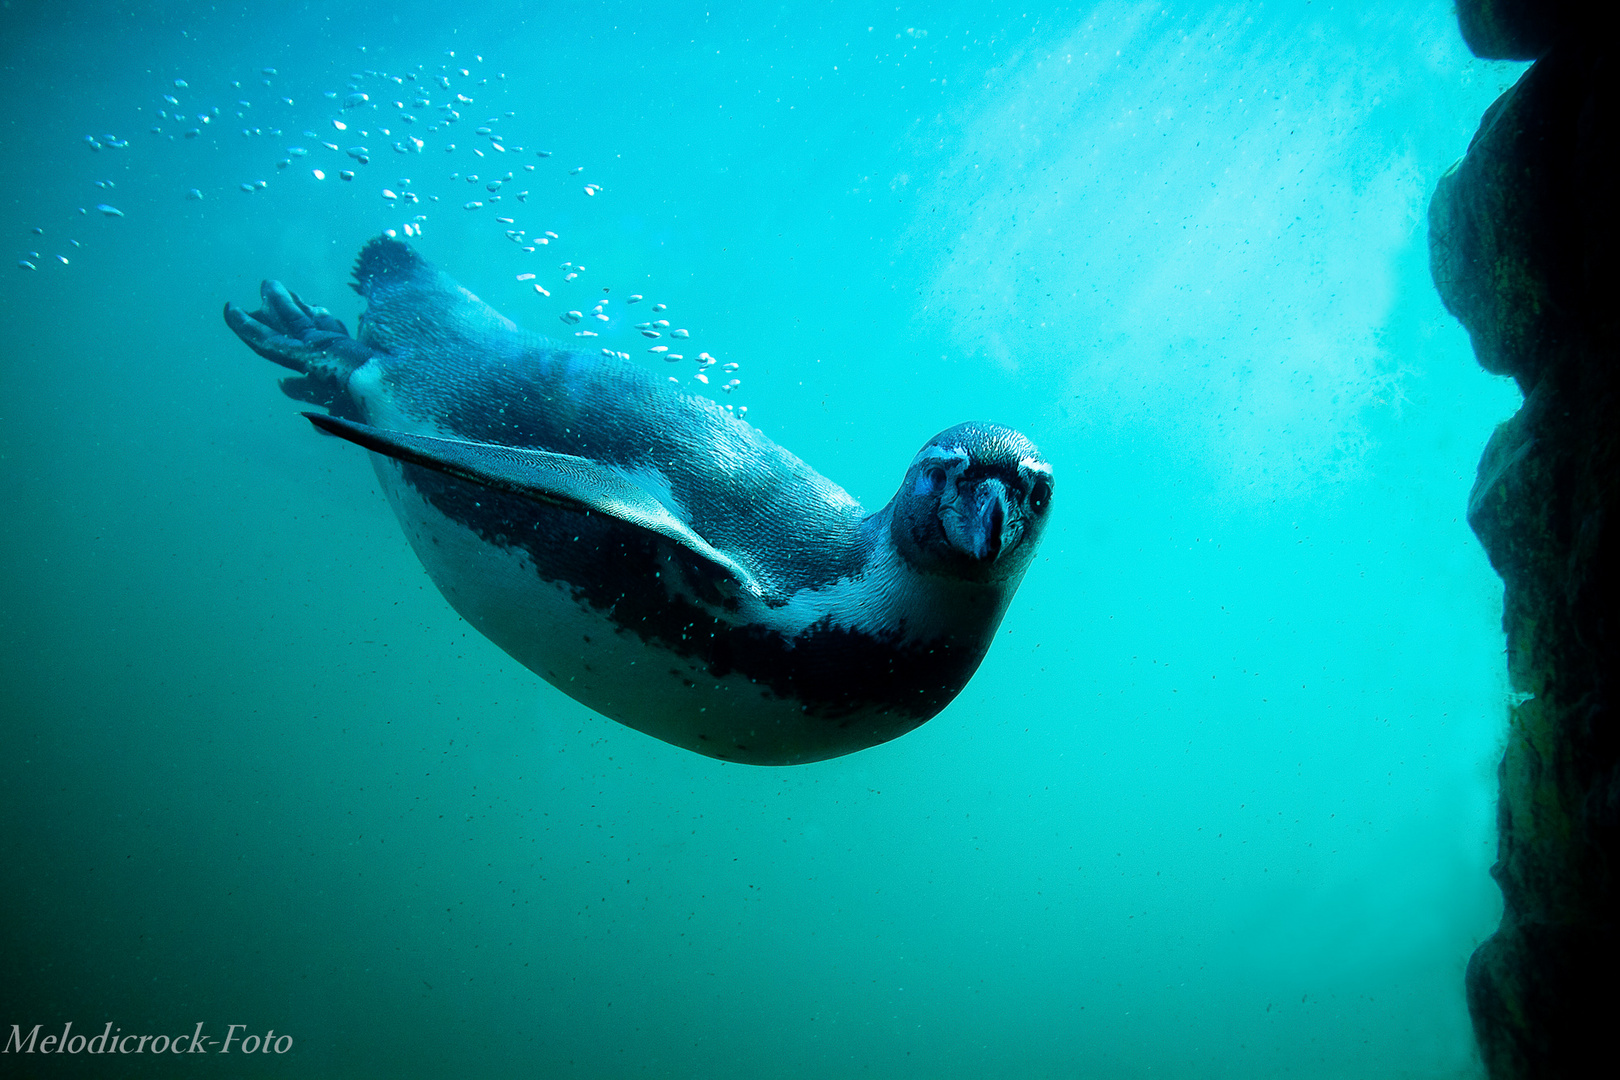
xmin=402 ymin=464 xmax=987 ymax=723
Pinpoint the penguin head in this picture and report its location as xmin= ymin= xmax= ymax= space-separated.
xmin=890 ymin=422 xmax=1053 ymax=584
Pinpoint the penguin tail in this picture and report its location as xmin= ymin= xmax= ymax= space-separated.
xmin=351 ymin=234 xmax=428 ymax=298
xmin=224 ymin=280 xmax=372 ymax=421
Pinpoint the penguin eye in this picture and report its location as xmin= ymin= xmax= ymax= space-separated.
xmin=926 ymin=467 xmax=947 ymax=494
xmin=1029 ymin=480 xmax=1051 ymax=512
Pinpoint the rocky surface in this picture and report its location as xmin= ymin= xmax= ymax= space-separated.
xmin=1430 ymin=5 xmax=1618 ymax=1077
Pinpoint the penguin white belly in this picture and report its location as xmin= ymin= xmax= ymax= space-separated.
xmin=370 ymin=455 xmax=909 ymax=764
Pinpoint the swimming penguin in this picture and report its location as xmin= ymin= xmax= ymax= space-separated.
xmin=224 ymin=237 xmax=1053 ymax=764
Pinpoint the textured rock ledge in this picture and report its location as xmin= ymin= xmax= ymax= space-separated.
xmin=1428 ymin=2 xmax=1618 ymax=1076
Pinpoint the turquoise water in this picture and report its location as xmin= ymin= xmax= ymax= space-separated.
xmin=0 ymin=2 xmax=1527 ymax=1076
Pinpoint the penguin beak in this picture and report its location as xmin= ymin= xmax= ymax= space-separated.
xmin=964 ymin=478 xmax=1011 ymax=562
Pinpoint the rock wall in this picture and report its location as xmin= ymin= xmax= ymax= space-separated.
xmin=1428 ymin=3 xmax=1618 ymax=1077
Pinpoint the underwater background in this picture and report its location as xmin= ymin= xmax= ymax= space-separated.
xmin=0 ymin=1 xmax=1528 ymax=1076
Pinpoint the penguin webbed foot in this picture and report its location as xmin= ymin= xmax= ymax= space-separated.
xmin=226 ymin=280 xmax=374 ymax=421
xmin=224 ymin=280 xmax=372 ymax=374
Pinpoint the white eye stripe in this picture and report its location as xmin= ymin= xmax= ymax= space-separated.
xmin=917 ymin=446 xmax=968 ymax=469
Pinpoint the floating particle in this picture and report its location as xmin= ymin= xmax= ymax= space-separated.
xmin=276 ymin=159 xmax=290 ymax=168
xmin=533 ymin=283 xmax=550 ymax=296
xmin=575 ymin=330 xmax=598 ymax=337
xmin=654 ymin=319 xmax=670 ymax=328
xmin=262 ymin=67 xmax=277 ymax=77
xmin=475 ymin=126 xmax=492 ymax=135
xmin=516 ymin=273 xmax=535 ymax=281
xmin=560 ymin=311 xmax=583 ymax=325
xmin=515 ymin=190 xmax=529 ymax=202
xmin=722 ymin=362 xmax=740 ymax=372
xmin=640 ymin=329 xmax=660 ymax=339
xmin=696 ymin=352 xmax=715 ymax=364
xmin=238 ymin=99 xmax=252 ymax=109
xmin=174 ymin=78 xmax=188 ymax=89
xmin=312 ymin=169 xmax=326 ymax=179
xmin=164 ymin=94 xmax=179 ymax=105
xmin=495 ymin=216 xmax=514 ymax=224
xmin=186 ymin=188 xmax=203 ymax=200
xmin=288 ymin=146 xmax=309 ymax=156
xmin=381 ymin=189 xmax=398 ymax=200
xmin=346 ymin=146 xmax=370 ymax=161
xmin=602 ymin=348 xmax=617 ymax=357
xmin=627 ymin=294 xmax=643 ymax=304
xmin=652 ymin=303 xmax=667 ymax=313
xmin=17 ymin=259 xmax=36 ymax=270
xmin=694 ymin=372 xmax=709 ymax=384
xmin=464 ymin=200 xmax=482 ymax=209
xmin=183 ymin=128 xmax=200 ymax=138
xmin=570 ymin=165 xmax=583 ymax=175
xmin=408 ymin=136 xmax=424 ymax=151
xmin=544 ymin=231 xmax=558 ymax=240
xmin=95 ymin=204 xmax=124 ymax=217
xmin=84 ymin=135 xmax=102 ymax=150
xmin=333 ymin=119 xmax=348 ymax=131
xmin=594 ymin=313 xmax=610 ymax=322
xmin=564 ymin=272 xmax=578 ymax=282
xmin=649 ymin=345 xmax=669 ymax=354
xmin=722 ymin=380 xmax=741 ymax=392
xmin=583 ymin=185 xmax=597 ymax=196
xmin=663 ymin=352 xmax=683 ymax=363
xmin=325 ymin=91 xmax=339 ymax=100
xmin=738 ymin=406 xmax=748 ymax=417
xmin=322 ymin=141 xmax=340 ymax=151
xmin=486 ymin=180 xmax=502 ymax=192
xmin=340 ymin=170 xmax=355 ymax=181
xmin=240 ymin=182 xmax=256 ymax=193
xmin=344 ymin=92 xmax=369 ymax=108
xmin=670 ymin=328 xmax=689 ymax=339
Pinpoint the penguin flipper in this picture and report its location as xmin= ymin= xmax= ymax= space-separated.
xmin=225 ymin=281 xmax=374 ymax=418
xmin=304 ymin=414 xmax=764 ymax=599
